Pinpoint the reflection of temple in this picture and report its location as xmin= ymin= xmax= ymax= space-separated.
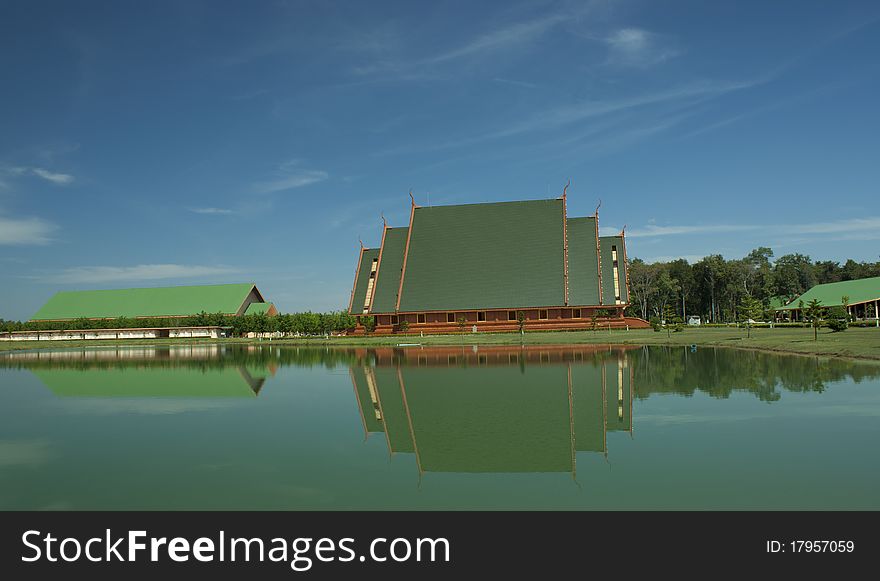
xmin=350 ymin=346 xmax=634 ymax=476
xmin=9 ymin=346 xmax=277 ymax=397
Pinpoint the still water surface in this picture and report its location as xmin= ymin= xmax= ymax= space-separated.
xmin=1 ymin=344 xmax=878 ymax=509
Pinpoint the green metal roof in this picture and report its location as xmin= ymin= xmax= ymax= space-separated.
xmin=768 ymin=296 xmax=791 ymax=309
xmin=397 ymin=199 xmax=566 ymax=312
xmin=599 ymin=236 xmax=628 ymax=305
xmin=31 ymin=283 xmax=260 ymax=321
xmin=777 ymin=276 xmax=880 ymax=310
xmin=370 ymin=227 xmax=408 ymax=313
xmin=567 ymin=217 xmax=601 ymax=306
xmin=350 ymin=248 xmax=379 ymax=314
xmin=244 ymin=302 xmax=274 ymax=315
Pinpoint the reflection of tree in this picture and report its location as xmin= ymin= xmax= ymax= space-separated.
xmin=630 ymin=345 xmax=880 ymax=402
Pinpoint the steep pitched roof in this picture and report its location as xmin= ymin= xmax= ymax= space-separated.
xmin=244 ymin=302 xmax=276 ymax=316
xmin=567 ymin=217 xmax=601 ymax=306
xmin=777 ymin=276 xmax=880 ymax=310
xmin=370 ymin=227 xmax=408 ymax=313
xmin=397 ymin=199 xmax=566 ymax=312
xmin=31 ymin=283 xmax=259 ymax=321
xmin=350 ymin=248 xmax=379 ymax=314
xmin=599 ymin=236 xmax=628 ymax=305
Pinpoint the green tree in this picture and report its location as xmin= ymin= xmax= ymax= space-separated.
xmin=804 ymin=298 xmax=824 ymax=341
xmin=398 ymin=320 xmax=409 ymax=334
xmin=516 ymin=311 xmax=526 ymax=335
xmin=738 ymin=295 xmax=763 ymax=338
xmin=361 ymin=315 xmax=376 ymax=335
xmin=457 ymin=315 xmax=467 ymax=334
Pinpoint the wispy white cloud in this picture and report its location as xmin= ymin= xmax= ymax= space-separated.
xmin=608 ymin=216 xmax=880 ymax=240
xmin=189 ymin=207 xmax=234 ymax=215
xmin=4 ymin=166 xmax=75 ymax=185
xmin=44 ymin=264 xmax=240 ymax=284
xmin=604 ymin=28 xmax=680 ymax=67
xmin=0 ymin=214 xmax=57 ymax=245
xmin=492 ymin=77 xmax=539 ymax=89
xmin=252 ymin=160 xmax=328 ymax=194
xmin=354 ymin=12 xmax=569 ymax=77
xmin=31 ymin=168 xmax=74 ymax=185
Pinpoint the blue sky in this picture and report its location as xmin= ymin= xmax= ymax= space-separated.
xmin=2 ymin=0 xmax=879 ymax=319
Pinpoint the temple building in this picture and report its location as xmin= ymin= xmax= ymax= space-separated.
xmin=348 ymin=192 xmax=647 ymax=333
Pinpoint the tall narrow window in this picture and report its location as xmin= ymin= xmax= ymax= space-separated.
xmin=611 ymin=246 xmax=622 ymax=305
xmin=477 ymin=311 xmax=486 ymax=322
xmin=390 ymin=315 xmax=399 ymax=325
xmin=447 ymin=312 xmax=456 ymax=323
xmin=573 ymin=308 xmax=582 ymax=319
xmin=362 ymin=258 xmax=379 ymax=314
xmin=539 ymin=309 xmax=548 ymax=320
xmin=508 ymin=310 xmax=517 ymax=321
xmin=417 ymin=313 xmax=426 ymax=324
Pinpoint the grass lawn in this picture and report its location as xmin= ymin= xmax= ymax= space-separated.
xmin=3 ymin=326 xmax=880 ymax=361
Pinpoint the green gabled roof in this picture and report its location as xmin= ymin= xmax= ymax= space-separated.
xmin=599 ymin=236 xmax=628 ymax=305
xmin=567 ymin=217 xmax=601 ymax=306
xmin=244 ymin=302 xmax=274 ymax=315
xmin=397 ymin=199 xmax=565 ymax=312
xmin=31 ymin=283 xmax=259 ymax=321
xmin=370 ymin=227 xmax=408 ymax=313
xmin=350 ymin=248 xmax=379 ymax=314
xmin=777 ymin=276 xmax=880 ymax=310
xmin=768 ymin=296 xmax=792 ymax=310
xmin=372 ymin=367 xmax=415 ymax=453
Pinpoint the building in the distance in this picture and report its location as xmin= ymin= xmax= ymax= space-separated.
xmin=1 ymin=283 xmax=276 ymax=342
xmin=348 ymin=192 xmax=646 ymax=333
xmin=775 ymin=275 xmax=880 ymax=323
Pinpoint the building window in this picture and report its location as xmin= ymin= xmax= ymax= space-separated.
xmin=611 ymin=245 xmax=622 ymax=304
xmin=573 ymin=308 xmax=581 ymax=319
xmin=390 ymin=315 xmax=399 ymax=325
xmin=447 ymin=312 xmax=455 ymax=323
xmin=477 ymin=311 xmax=486 ymax=322
xmin=508 ymin=310 xmax=517 ymax=321
xmin=539 ymin=309 xmax=548 ymax=320
xmin=417 ymin=313 xmax=426 ymax=324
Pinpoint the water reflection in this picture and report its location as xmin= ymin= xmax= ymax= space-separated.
xmin=349 ymin=346 xmax=634 ymax=475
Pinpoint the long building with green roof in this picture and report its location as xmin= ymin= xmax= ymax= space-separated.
xmin=776 ymin=276 xmax=880 ymax=321
xmin=31 ymin=282 xmax=272 ymax=322
xmin=348 ymin=193 xmax=645 ymax=333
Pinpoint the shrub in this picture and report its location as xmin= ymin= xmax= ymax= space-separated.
xmin=649 ymin=316 xmax=662 ymax=332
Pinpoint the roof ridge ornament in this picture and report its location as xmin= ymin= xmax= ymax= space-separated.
xmin=561 ymin=179 xmax=570 ymax=200
xmin=358 ymin=237 xmax=365 ymax=249
xmin=594 ymin=198 xmax=602 ymax=217
xmin=381 ymin=213 xmax=387 ymax=229
xmin=620 ymin=224 xmax=627 ymax=237
xmin=409 ymin=190 xmax=416 ymax=207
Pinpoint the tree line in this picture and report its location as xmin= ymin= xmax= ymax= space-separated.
xmin=626 ymin=248 xmax=880 ymax=323
xmin=0 ymin=310 xmax=359 ymax=336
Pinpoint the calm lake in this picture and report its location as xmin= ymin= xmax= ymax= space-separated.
xmin=1 ymin=344 xmax=878 ymax=510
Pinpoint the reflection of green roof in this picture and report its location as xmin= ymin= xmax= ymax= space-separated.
xmin=351 ymin=367 xmax=383 ymax=433
xmin=400 ymin=366 xmax=572 ymax=473
xmin=777 ymin=276 xmax=880 ymax=310
xmin=370 ymin=228 xmax=409 ymax=313
xmin=33 ymin=367 xmax=259 ymax=397
xmin=244 ymin=302 xmax=274 ymax=315
xmin=373 ymin=367 xmax=414 ymax=453
xmin=32 ymin=283 xmax=259 ymax=321
xmin=398 ymin=199 xmax=566 ymax=312
xmin=572 ymin=365 xmax=605 ymax=452
xmin=605 ymin=360 xmax=631 ymax=432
